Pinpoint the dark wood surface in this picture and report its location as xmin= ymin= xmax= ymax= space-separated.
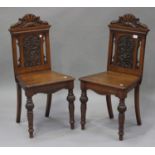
xmin=9 ymin=14 xmax=75 ymax=138
xmin=79 ymin=14 xmax=149 ymax=140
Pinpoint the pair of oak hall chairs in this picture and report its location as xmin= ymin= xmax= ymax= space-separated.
xmin=9 ymin=13 xmax=149 ymax=141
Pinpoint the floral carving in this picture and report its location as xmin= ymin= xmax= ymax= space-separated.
xmin=23 ymin=34 xmax=41 ymax=67
xmin=116 ymin=35 xmax=134 ymax=68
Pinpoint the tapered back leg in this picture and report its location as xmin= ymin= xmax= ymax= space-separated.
xmin=16 ymin=83 xmax=22 ymax=123
xmin=106 ymin=95 xmax=114 ymax=119
xmin=134 ymin=85 xmax=142 ymax=125
xmin=45 ymin=93 xmax=52 ymax=117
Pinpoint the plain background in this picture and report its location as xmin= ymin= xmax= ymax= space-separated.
xmin=0 ymin=7 xmax=155 ymax=146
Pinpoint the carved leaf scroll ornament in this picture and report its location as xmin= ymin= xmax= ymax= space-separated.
xmin=10 ymin=14 xmax=49 ymax=29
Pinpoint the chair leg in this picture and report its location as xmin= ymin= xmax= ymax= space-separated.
xmin=134 ymin=85 xmax=142 ymax=125
xmin=45 ymin=93 xmax=52 ymax=117
xmin=106 ymin=95 xmax=114 ymax=119
xmin=25 ymin=95 xmax=34 ymax=138
xmin=16 ymin=83 xmax=22 ymax=123
xmin=118 ymin=97 xmax=127 ymax=141
xmin=67 ymin=89 xmax=75 ymax=129
xmin=80 ymin=89 xmax=88 ymax=130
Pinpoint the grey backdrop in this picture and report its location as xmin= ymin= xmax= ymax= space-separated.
xmin=0 ymin=8 xmax=155 ymax=146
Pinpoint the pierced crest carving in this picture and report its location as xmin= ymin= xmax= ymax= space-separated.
xmin=110 ymin=14 xmax=148 ymax=29
xmin=23 ymin=34 xmax=41 ymax=67
xmin=10 ymin=14 xmax=49 ymax=29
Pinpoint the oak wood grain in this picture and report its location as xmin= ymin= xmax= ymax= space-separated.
xmin=80 ymin=71 xmax=139 ymax=90
xmin=17 ymin=70 xmax=74 ymax=88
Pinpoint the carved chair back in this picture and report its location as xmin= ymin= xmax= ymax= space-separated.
xmin=107 ymin=14 xmax=149 ymax=77
xmin=9 ymin=14 xmax=51 ymax=77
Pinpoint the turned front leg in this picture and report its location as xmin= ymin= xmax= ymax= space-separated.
xmin=80 ymin=89 xmax=88 ymax=130
xmin=67 ymin=89 xmax=75 ymax=129
xmin=25 ymin=96 xmax=34 ymax=138
xmin=117 ymin=98 xmax=127 ymax=140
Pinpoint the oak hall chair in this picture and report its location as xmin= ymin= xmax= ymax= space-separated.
xmin=79 ymin=14 xmax=149 ymax=140
xmin=9 ymin=14 xmax=75 ymax=138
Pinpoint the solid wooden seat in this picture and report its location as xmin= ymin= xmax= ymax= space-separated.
xmin=80 ymin=71 xmax=139 ymax=91
xmin=17 ymin=71 xmax=74 ymax=88
xmin=9 ymin=14 xmax=75 ymax=138
xmin=79 ymin=14 xmax=149 ymax=140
